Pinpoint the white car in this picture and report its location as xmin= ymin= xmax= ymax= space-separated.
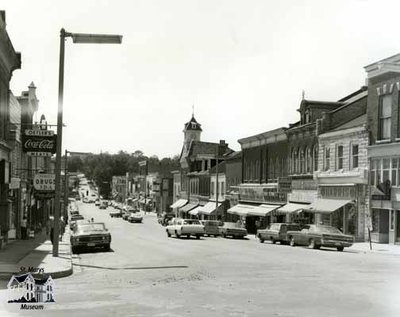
xmin=166 ymin=218 xmax=205 ymax=239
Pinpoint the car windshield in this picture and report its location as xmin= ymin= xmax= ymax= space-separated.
xmin=78 ymin=223 xmax=106 ymax=233
xmin=205 ymin=221 xmax=218 ymax=226
xmin=287 ymin=225 xmax=301 ymax=231
xmin=71 ymin=215 xmax=84 ymax=221
xmin=183 ymin=220 xmax=200 ymax=225
xmin=223 ymin=222 xmax=240 ymax=229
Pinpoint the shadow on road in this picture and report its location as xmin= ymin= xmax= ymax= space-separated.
xmin=72 ymin=263 xmax=188 ymax=270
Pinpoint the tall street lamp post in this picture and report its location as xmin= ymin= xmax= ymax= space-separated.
xmin=53 ymin=28 xmax=122 ymax=257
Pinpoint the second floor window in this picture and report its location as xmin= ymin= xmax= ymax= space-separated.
xmin=324 ymin=147 xmax=330 ymax=171
xmin=352 ymin=144 xmax=359 ymax=168
xmin=379 ymin=94 xmax=392 ymax=140
xmin=337 ymin=145 xmax=344 ymax=170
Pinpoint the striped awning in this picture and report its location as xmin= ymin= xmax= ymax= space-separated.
xmin=170 ymin=199 xmax=188 ymax=209
xmin=180 ymin=203 xmax=198 ymax=213
xmin=306 ymin=199 xmax=353 ymax=214
xmin=276 ymin=203 xmax=310 ymax=214
xmin=198 ymin=202 xmax=222 ymax=215
xmin=189 ymin=205 xmax=203 ymax=216
xmin=248 ymin=204 xmax=280 ymax=216
xmin=227 ymin=204 xmax=257 ymax=216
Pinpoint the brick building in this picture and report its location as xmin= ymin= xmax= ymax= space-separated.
xmin=230 ymin=128 xmax=289 ymax=233
xmin=365 ymin=53 xmax=400 ymax=244
xmin=0 ymin=11 xmax=21 ymax=244
xmin=314 ymin=87 xmax=369 ymax=241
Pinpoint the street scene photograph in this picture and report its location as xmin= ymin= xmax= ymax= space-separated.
xmin=0 ymin=0 xmax=400 ymax=316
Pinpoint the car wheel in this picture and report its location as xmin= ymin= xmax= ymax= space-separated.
xmin=289 ymin=236 xmax=296 ymax=247
xmin=187 ymin=234 xmax=191 ymax=238
xmin=308 ymin=239 xmax=317 ymax=249
xmin=221 ymin=232 xmax=226 ymax=238
xmin=167 ymin=230 xmax=171 ymax=237
xmin=196 ymin=235 xmax=200 ymax=239
xmin=72 ymin=246 xmax=77 ymax=254
xmin=259 ymin=237 xmax=264 ymax=243
xmin=337 ymin=246 xmax=344 ymax=252
xmin=104 ymin=244 xmax=111 ymax=252
xmin=175 ymin=230 xmax=181 ymax=238
xmin=271 ymin=237 xmax=276 ymax=244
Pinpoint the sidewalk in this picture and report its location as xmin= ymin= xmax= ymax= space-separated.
xmin=0 ymin=229 xmax=73 ymax=280
xmin=348 ymin=242 xmax=400 ymax=255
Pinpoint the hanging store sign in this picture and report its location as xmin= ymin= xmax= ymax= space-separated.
xmin=34 ymin=191 xmax=55 ymax=199
xmin=139 ymin=160 xmax=147 ymax=167
xmin=33 ymin=173 xmax=55 ymax=191
xmin=9 ymin=177 xmax=21 ymax=189
xmin=24 ymin=129 xmax=54 ymax=136
xmin=22 ymin=131 xmax=57 ymax=154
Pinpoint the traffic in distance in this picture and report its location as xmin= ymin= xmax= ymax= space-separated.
xmin=71 ymin=176 xmax=354 ymax=253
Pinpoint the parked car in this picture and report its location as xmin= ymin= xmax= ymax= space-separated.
xmin=70 ymin=222 xmax=111 ymax=254
xmin=257 ymin=223 xmax=301 ymax=244
xmin=128 ymin=211 xmax=143 ymax=223
xmin=95 ymin=199 xmax=100 ymax=207
xmin=201 ymin=220 xmax=221 ymax=237
xmin=219 ymin=222 xmax=247 ymax=239
xmin=166 ymin=218 xmax=205 ymax=239
xmin=122 ymin=211 xmax=131 ymax=221
xmin=83 ymin=197 xmax=89 ymax=203
xmin=69 ymin=214 xmax=85 ymax=230
xmin=287 ymin=224 xmax=354 ymax=251
xmin=109 ymin=210 xmax=122 ymax=218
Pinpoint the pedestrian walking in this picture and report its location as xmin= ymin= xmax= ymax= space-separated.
xmin=255 ymin=219 xmax=261 ymax=238
xmin=59 ymin=217 xmax=65 ymax=241
xmin=21 ymin=217 xmax=27 ymax=240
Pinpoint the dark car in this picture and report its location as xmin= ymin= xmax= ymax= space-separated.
xmin=219 ymin=222 xmax=247 ymax=239
xmin=201 ymin=220 xmax=221 ymax=237
xmin=287 ymin=224 xmax=354 ymax=251
xmin=257 ymin=223 xmax=301 ymax=244
xmin=158 ymin=213 xmax=174 ymax=226
xmin=70 ymin=222 xmax=111 ymax=254
xmin=109 ymin=210 xmax=122 ymax=218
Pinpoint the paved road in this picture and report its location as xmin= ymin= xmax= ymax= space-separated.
xmin=2 ymin=202 xmax=400 ymax=316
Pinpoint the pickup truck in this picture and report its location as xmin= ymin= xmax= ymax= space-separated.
xmin=256 ymin=223 xmax=301 ymax=244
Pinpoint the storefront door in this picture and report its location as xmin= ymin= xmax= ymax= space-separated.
xmin=396 ymin=210 xmax=400 ymax=243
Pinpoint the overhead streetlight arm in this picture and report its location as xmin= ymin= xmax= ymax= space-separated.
xmin=62 ymin=29 xmax=122 ymax=44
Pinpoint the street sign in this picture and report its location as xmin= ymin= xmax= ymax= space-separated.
xmin=33 ymin=174 xmax=55 ymax=191
xmin=9 ymin=177 xmax=20 ymax=189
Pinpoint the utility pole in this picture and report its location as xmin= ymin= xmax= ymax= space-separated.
xmin=64 ymin=150 xmax=68 ymax=224
xmin=215 ymin=145 xmax=219 ymax=221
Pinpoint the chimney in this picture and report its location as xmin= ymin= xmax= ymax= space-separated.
xmin=219 ymin=140 xmax=226 ymax=146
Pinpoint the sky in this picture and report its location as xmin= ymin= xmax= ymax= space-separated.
xmin=3 ymin=0 xmax=400 ymax=158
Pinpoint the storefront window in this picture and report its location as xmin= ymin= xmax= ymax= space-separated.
xmin=371 ymin=209 xmax=379 ymax=232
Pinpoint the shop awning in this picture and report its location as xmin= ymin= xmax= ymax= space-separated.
xmin=276 ymin=203 xmax=310 ymax=214
xmin=248 ymin=204 xmax=280 ymax=216
xmin=306 ymin=199 xmax=353 ymax=214
xmin=227 ymin=204 xmax=257 ymax=216
xmin=170 ymin=199 xmax=188 ymax=209
xmin=180 ymin=203 xmax=198 ymax=213
xmin=198 ymin=202 xmax=222 ymax=215
xmin=189 ymin=205 xmax=203 ymax=216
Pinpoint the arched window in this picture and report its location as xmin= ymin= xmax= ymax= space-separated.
xmin=313 ymin=145 xmax=318 ymax=171
xmin=306 ymin=147 xmax=312 ymax=173
xmin=299 ymin=149 xmax=305 ymax=174
xmin=292 ymin=149 xmax=297 ymax=174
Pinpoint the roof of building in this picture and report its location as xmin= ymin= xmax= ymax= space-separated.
xmin=238 ymin=127 xmax=287 ymax=145
xmin=188 ymin=140 xmax=231 ymax=157
xmin=332 ymin=114 xmax=367 ymax=131
xmin=337 ymin=86 xmax=368 ymax=103
xmin=14 ymin=273 xmax=31 ymax=283
xmin=184 ymin=116 xmax=202 ymax=132
xmin=34 ymin=277 xmax=50 ymax=285
xmin=209 ymin=161 xmax=226 ymax=174
xmin=223 ymin=150 xmax=242 ymax=160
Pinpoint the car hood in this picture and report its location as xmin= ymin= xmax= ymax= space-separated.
xmin=73 ymin=231 xmax=108 ymax=236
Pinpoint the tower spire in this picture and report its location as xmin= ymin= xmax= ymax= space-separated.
xmin=192 ymin=104 xmax=194 ymax=118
